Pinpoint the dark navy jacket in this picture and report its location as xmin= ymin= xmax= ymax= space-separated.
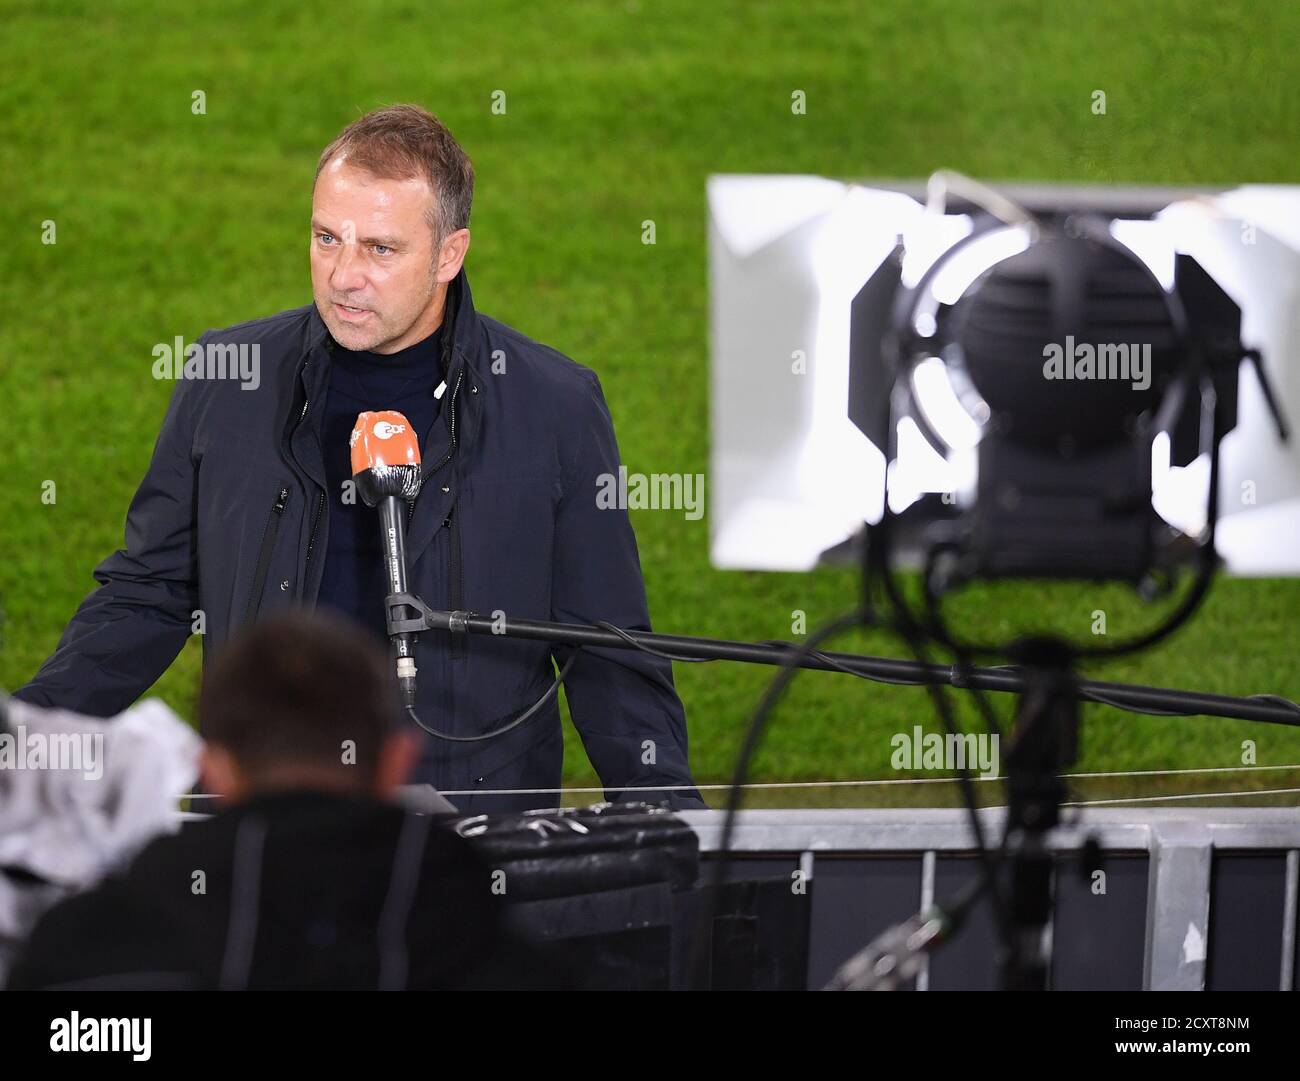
xmin=13 ymin=270 xmax=704 ymax=812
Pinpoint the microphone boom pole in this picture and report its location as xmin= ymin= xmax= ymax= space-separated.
xmin=385 ymin=599 xmax=1300 ymax=730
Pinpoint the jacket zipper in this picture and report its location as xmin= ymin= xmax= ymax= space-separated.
xmin=244 ymin=484 xmax=290 ymax=625
xmin=304 ymin=490 xmax=326 ymax=589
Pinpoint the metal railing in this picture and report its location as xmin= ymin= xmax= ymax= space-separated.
xmin=681 ymin=806 xmax=1300 ymax=991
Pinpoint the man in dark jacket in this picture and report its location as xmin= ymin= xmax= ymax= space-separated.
xmin=7 ymin=613 xmax=564 ymax=991
xmin=12 ymin=103 xmax=703 ymax=813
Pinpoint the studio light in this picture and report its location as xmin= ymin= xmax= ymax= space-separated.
xmin=850 ymin=207 xmax=1286 ymax=588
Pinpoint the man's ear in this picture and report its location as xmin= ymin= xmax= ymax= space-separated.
xmin=373 ymin=729 xmax=423 ymax=799
xmin=434 ymin=228 xmax=470 ymax=284
xmin=200 ymin=743 xmax=247 ymax=806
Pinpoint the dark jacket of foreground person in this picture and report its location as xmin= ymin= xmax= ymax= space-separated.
xmin=7 ymin=790 xmax=562 ymax=991
xmin=11 ymin=268 xmax=703 ymax=814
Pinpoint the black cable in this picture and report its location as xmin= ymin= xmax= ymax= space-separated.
xmin=1077 ymin=688 xmax=1192 ymax=717
xmin=405 ymin=648 xmax=580 ymax=743
xmin=595 ymin=620 xmax=712 ymax=663
xmin=1249 ymin=694 xmax=1300 ymax=715
xmin=756 ymin=640 xmax=931 ymax=686
xmin=871 ymin=511 xmax=1012 ymax=940
xmin=1075 ymin=687 xmax=1300 ymax=719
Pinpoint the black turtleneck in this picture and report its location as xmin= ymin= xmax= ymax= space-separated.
xmin=316 ymin=324 xmax=445 ymax=644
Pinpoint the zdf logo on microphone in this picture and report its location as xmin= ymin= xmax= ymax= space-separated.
xmin=373 ymin=421 xmax=407 ymax=440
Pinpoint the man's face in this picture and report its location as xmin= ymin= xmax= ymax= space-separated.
xmin=310 ymin=159 xmax=447 ymax=354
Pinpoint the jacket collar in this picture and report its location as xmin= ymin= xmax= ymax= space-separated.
xmin=438 ymin=266 xmax=484 ymax=390
xmin=291 ymin=269 xmax=485 ymax=564
xmin=294 ymin=267 xmax=485 ymax=461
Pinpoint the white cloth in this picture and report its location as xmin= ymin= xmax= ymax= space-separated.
xmin=0 ymin=695 xmax=201 ymax=982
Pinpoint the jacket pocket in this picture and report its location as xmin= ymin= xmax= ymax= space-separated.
xmin=242 ymin=481 xmax=291 ymax=626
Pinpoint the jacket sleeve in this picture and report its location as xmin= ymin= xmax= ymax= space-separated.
xmin=548 ymin=369 xmax=706 ymax=810
xmin=10 ymin=347 xmax=205 ymax=718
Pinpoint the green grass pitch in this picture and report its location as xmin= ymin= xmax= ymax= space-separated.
xmin=1 ymin=0 xmax=1297 ymax=806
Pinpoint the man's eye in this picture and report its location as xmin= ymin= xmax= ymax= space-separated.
xmin=318 ymin=234 xmax=336 ymax=246
xmin=373 ymin=244 xmax=392 ymax=255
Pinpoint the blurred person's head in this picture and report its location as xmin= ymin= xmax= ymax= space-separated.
xmin=198 ymin=612 xmax=420 ymax=804
xmin=310 ymin=103 xmax=473 ymax=354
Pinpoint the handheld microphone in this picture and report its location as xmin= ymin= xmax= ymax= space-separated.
xmin=350 ymin=410 xmax=424 ymax=708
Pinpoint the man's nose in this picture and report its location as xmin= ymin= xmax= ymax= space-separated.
xmin=330 ymin=243 xmax=367 ymax=293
